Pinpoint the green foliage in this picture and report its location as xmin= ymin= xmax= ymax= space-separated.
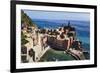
xmin=21 ymin=10 xmax=37 ymax=45
xmin=21 ymin=31 xmax=28 ymax=45
xmin=21 ymin=10 xmax=36 ymax=27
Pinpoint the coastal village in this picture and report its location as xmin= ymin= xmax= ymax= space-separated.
xmin=21 ymin=10 xmax=85 ymax=63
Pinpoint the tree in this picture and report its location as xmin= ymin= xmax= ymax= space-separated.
xmin=21 ymin=31 xmax=29 ymax=45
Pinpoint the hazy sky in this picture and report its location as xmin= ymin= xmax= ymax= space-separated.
xmin=23 ymin=10 xmax=90 ymax=21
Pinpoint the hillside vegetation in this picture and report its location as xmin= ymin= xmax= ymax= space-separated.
xmin=21 ymin=10 xmax=37 ymax=27
xmin=21 ymin=10 xmax=37 ymax=45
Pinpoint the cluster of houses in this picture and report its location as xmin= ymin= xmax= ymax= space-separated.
xmin=21 ymin=21 xmax=85 ymax=63
xmin=38 ymin=22 xmax=82 ymax=51
xmin=21 ymin=22 xmax=50 ymax=63
xmin=48 ymin=24 xmax=75 ymax=50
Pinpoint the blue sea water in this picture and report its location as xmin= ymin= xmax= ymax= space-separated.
xmin=32 ymin=19 xmax=90 ymax=60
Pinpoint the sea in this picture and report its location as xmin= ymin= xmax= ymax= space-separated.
xmin=32 ymin=19 xmax=90 ymax=61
